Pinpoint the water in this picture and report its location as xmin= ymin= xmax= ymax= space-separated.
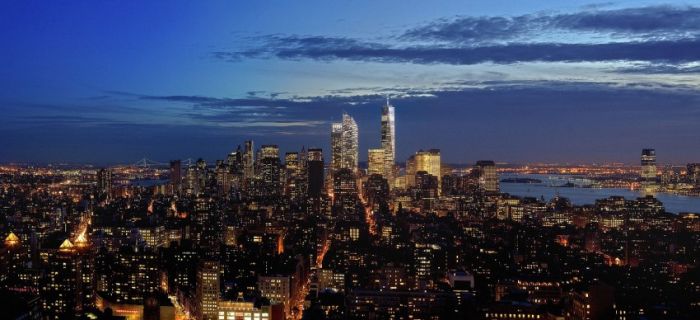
xmin=500 ymin=174 xmax=700 ymax=214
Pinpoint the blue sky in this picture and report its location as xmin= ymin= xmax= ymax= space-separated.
xmin=1 ymin=1 xmax=699 ymax=165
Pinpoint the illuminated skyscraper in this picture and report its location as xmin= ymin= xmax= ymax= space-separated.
xmin=243 ymin=140 xmax=255 ymax=181
xmin=96 ymin=169 xmax=112 ymax=196
xmin=367 ymin=149 xmax=385 ymax=176
xmin=330 ymin=113 xmax=359 ymax=172
xmin=414 ymin=149 xmax=441 ymax=195
xmin=342 ymin=113 xmax=359 ymax=171
xmin=381 ymin=98 xmax=396 ymax=184
xmin=641 ymin=149 xmax=657 ymax=191
xmin=474 ymin=160 xmax=499 ymax=192
xmin=331 ymin=123 xmax=343 ymax=171
xmin=259 ymin=145 xmax=281 ymax=197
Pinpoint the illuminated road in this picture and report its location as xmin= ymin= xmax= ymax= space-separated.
xmin=291 ymin=237 xmax=331 ymax=320
xmin=356 ymin=184 xmax=377 ymax=236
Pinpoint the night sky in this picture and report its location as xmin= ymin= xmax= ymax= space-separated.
xmin=2 ymin=1 xmax=699 ymax=165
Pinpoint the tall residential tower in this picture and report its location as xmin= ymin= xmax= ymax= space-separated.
xmin=331 ymin=113 xmax=359 ymax=172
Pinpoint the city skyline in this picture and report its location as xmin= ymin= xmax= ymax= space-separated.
xmin=2 ymin=1 xmax=700 ymax=164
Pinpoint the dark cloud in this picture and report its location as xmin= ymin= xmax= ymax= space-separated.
xmin=402 ymin=6 xmax=700 ymax=43
xmin=217 ymin=6 xmax=700 ymax=66
xmin=553 ymin=5 xmax=700 ymax=34
xmin=222 ymin=36 xmax=700 ymax=65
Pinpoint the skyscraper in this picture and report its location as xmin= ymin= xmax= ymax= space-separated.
xmin=243 ymin=140 xmax=255 ymax=181
xmin=368 ymin=149 xmax=385 ymax=176
xmin=381 ymin=98 xmax=396 ymax=185
xmin=330 ymin=113 xmax=359 ymax=172
xmin=331 ymin=123 xmax=343 ymax=171
xmin=641 ymin=149 xmax=657 ymax=191
xmin=342 ymin=113 xmax=359 ymax=171
xmin=307 ymin=148 xmax=325 ymax=198
xmin=96 ymin=169 xmax=112 ymax=196
xmin=259 ymin=145 xmax=281 ymax=197
xmin=169 ymin=160 xmax=182 ymax=194
xmin=687 ymin=163 xmax=700 ymax=186
xmin=474 ymin=160 xmax=499 ymax=192
xmin=414 ymin=149 xmax=441 ymax=195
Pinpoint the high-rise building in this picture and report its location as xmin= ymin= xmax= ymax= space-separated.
xmin=307 ymin=148 xmax=325 ymax=198
xmin=474 ymin=160 xmax=499 ymax=192
xmin=687 ymin=163 xmax=700 ymax=186
xmin=381 ymin=98 xmax=396 ymax=185
xmin=243 ymin=140 xmax=255 ymax=181
xmin=96 ymin=169 xmax=112 ymax=196
xmin=331 ymin=113 xmax=359 ymax=172
xmin=259 ymin=145 xmax=281 ymax=197
xmin=197 ymin=260 xmax=220 ymax=320
xmin=41 ymin=239 xmax=80 ymax=319
xmin=342 ymin=113 xmax=359 ymax=171
xmin=367 ymin=149 xmax=385 ymax=176
xmin=414 ymin=149 xmax=441 ymax=195
xmin=331 ymin=123 xmax=343 ymax=172
xmin=170 ymin=160 xmax=182 ymax=194
xmin=641 ymin=149 xmax=657 ymax=192
xmin=333 ymin=168 xmax=358 ymax=217
xmin=284 ymin=152 xmax=300 ymax=199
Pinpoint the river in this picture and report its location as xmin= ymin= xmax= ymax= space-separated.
xmin=499 ymin=173 xmax=700 ymax=214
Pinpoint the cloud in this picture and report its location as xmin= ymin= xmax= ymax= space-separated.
xmin=613 ymin=62 xmax=700 ymax=74
xmin=216 ymin=6 xmax=700 ymax=66
xmin=220 ymin=36 xmax=700 ymax=65
xmin=402 ymin=5 xmax=700 ymax=43
xmin=552 ymin=5 xmax=700 ymax=35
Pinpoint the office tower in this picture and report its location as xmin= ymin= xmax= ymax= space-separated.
xmin=96 ymin=169 xmax=112 ymax=196
xmin=415 ymin=171 xmax=439 ymax=200
xmin=307 ymin=148 xmax=325 ymax=198
xmin=641 ymin=149 xmax=657 ymax=191
xmin=284 ymin=152 xmax=300 ymax=198
xmin=197 ymin=260 xmax=220 ymax=320
xmin=331 ymin=123 xmax=343 ymax=171
xmin=367 ymin=149 xmax=385 ymax=176
xmin=414 ymin=149 xmax=441 ymax=195
xmin=381 ymin=98 xmax=396 ymax=185
xmin=474 ymin=160 xmax=499 ymax=192
xmin=333 ymin=168 xmax=358 ymax=217
xmin=259 ymin=145 xmax=281 ymax=197
xmin=170 ymin=160 xmax=182 ymax=193
xmin=185 ymin=164 xmax=199 ymax=195
xmin=406 ymin=154 xmax=417 ymax=187
xmin=243 ymin=140 xmax=255 ymax=181
xmin=687 ymin=163 xmax=700 ymax=186
xmin=342 ymin=113 xmax=359 ymax=171
xmin=331 ymin=113 xmax=359 ymax=172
